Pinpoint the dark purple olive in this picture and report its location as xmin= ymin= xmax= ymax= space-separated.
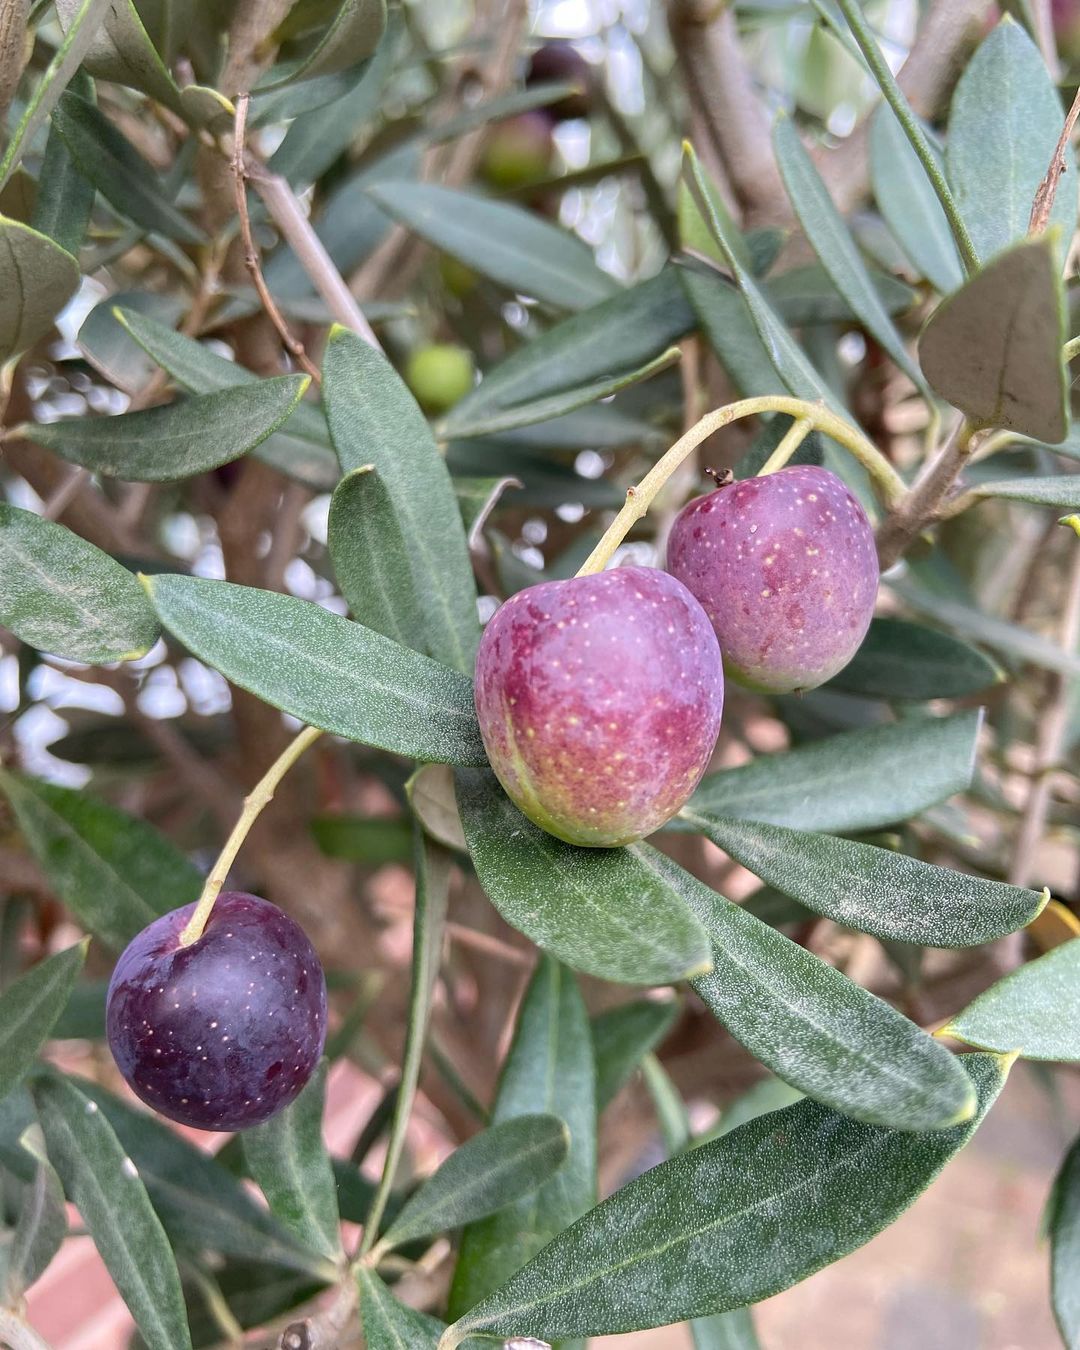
xmin=106 ymin=892 xmax=326 ymax=1132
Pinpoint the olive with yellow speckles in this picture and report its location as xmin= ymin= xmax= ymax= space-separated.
xmin=667 ymin=465 xmax=879 ymax=694
xmin=106 ymin=892 xmax=326 ymax=1132
xmin=473 ymin=566 xmax=724 ymax=847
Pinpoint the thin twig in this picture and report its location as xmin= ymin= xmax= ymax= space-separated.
xmin=231 ymin=94 xmax=323 ymax=381
xmin=245 ymin=156 xmax=384 ymax=351
xmin=667 ymin=0 xmax=788 ymax=227
xmin=1030 ymin=83 xmax=1080 ymax=235
xmin=445 ymin=921 xmax=532 ymax=968
xmin=40 ymin=466 xmax=91 ymax=521
xmin=875 ymin=416 xmax=975 ymax=570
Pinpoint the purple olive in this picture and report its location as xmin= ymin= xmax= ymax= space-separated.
xmin=474 ymin=566 xmax=724 ymax=847
xmin=106 ymin=892 xmax=326 ymax=1132
xmin=526 ymin=43 xmax=592 ymax=121
xmin=666 ymin=465 xmax=879 ymax=694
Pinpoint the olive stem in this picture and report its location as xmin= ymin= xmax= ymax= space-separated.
xmin=179 ymin=724 xmax=324 ymax=947
xmin=575 ymin=396 xmax=905 ymax=577
xmin=758 ymin=415 xmax=815 ymax=475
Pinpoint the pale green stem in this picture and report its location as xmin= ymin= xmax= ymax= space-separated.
xmin=179 ymin=724 xmax=323 ymax=946
xmin=356 ymin=837 xmax=449 ymax=1259
xmin=758 ymin=416 xmax=815 ymax=475
xmin=833 ymin=0 xmax=980 ymax=276
xmin=575 ymin=396 xmax=905 ymax=578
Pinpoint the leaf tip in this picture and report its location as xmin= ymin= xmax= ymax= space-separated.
xmin=1058 ymin=514 xmax=1080 ymax=538
xmin=1030 ymin=886 xmax=1053 ymax=921
xmin=990 ymin=1047 xmax=1022 ymax=1074
xmin=136 ymin=572 xmax=156 ymax=601
xmin=945 ymin=1082 xmax=979 ymax=1127
xmin=686 ymin=954 xmax=715 ymax=981
xmin=77 ymin=935 xmax=91 ymax=958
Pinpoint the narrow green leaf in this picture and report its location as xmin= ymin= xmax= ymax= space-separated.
xmin=442 ymin=349 xmax=676 ymax=439
xmin=328 ymin=467 xmax=429 ymax=652
xmin=679 ymin=264 xmax=787 ymax=401
xmin=454 ymin=768 xmax=712 ymax=987
xmin=266 ymin=11 xmax=400 ymax=184
xmin=361 ymin=833 xmax=450 ymax=1247
xmin=2 ymin=1148 xmax=67 ymax=1301
xmin=441 ymin=1054 xmax=1007 ymax=1346
xmin=243 ymin=1061 xmax=342 ymax=1264
xmin=381 ymin=1114 xmax=570 ymax=1250
xmin=367 ymin=181 xmax=619 ymax=311
xmin=0 ymin=505 xmax=159 ymax=664
xmin=0 ymin=942 xmax=86 ymax=1104
xmin=357 ymin=1269 xmax=444 ymax=1349
xmin=0 ymin=217 xmax=80 ymax=362
xmin=641 ymin=1054 xmax=691 ymax=1155
xmin=947 ymin=18 xmax=1075 ymax=262
xmin=449 ymin=957 xmax=596 ymax=1320
xmin=944 ymin=940 xmax=1080 ymax=1059
xmin=441 ymin=269 xmax=695 ymax=439
xmin=30 ymin=1073 xmax=193 ymax=1350
xmin=1050 ymin=1132 xmax=1080 ymax=1349
xmin=79 ymin=291 xmax=185 ymax=394
xmin=145 ymin=574 xmax=487 ymax=766
xmin=75 ymin=1078 xmax=331 ymax=1277
xmin=891 ymin=575 xmax=1080 ymax=679
xmin=311 ymin=814 xmax=413 ymax=865
xmin=637 ymin=847 xmax=975 ymax=1131
xmin=55 ymin=0 xmax=182 ymax=110
xmin=113 ymin=307 xmax=339 ymax=489
xmin=25 ymin=376 xmax=309 ymax=481
xmin=714 ymin=1077 xmax=805 ymax=1138
xmin=680 ymin=146 xmax=848 ymax=421
xmin=919 ymin=235 xmax=1068 ymax=442
xmin=323 ymin=326 xmax=479 ymax=673
xmin=773 ymin=114 xmax=929 ymax=395
xmin=825 ymin=617 xmax=1001 ymax=700
xmin=592 ymin=999 xmax=679 ymax=1111
xmin=29 ymin=116 xmax=94 ymax=257
xmin=0 ymin=0 xmax=112 ymax=191
xmin=407 ymin=763 xmax=467 ymax=853
xmin=51 ymin=93 xmax=205 ymax=245
xmin=262 ymin=0 xmax=387 ymax=87
xmin=0 ymin=770 xmax=200 ymax=951
xmin=870 ymin=105 xmax=963 ymax=294
xmin=679 ymin=711 xmax=981 ymax=835
xmin=690 ymin=815 xmax=1046 ymax=948
xmin=766 ymin=263 xmax=915 ymax=327
xmin=692 ymin=1307 xmax=761 ymax=1350
xmin=962 ymin=475 xmax=1080 ymax=510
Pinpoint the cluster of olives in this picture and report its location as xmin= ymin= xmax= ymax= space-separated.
xmin=106 ymin=463 xmax=875 ymax=1134
xmin=475 ymin=464 xmax=879 ymax=847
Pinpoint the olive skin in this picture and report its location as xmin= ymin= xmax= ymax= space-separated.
xmin=106 ymin=892 xmax=326 ymax=1132
xmin=474 ymin=566 xmax=724 ymax=847
xmin=667 ymin=465 xmax=879 ymax=694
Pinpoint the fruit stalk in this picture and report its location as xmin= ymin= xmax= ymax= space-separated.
xmin=758 ymin=415 xmax=815 ymax=475
xmin=575 ymin=396 xmax=905 ymax=577
xmin=179 ymin=724 xmax=324 ymax=947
